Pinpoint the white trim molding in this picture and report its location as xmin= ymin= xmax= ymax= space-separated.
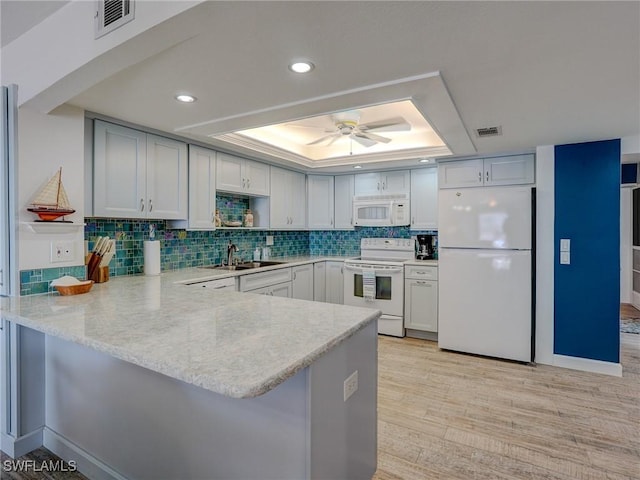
xmin=553 ymin=354 xmax=623 ymax=377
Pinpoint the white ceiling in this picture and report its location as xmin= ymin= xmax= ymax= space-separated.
xmin=4 ymin=1 xmax=640 ymax=173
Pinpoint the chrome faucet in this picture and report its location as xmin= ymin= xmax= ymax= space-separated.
xmin=227 ymin=241 xmax=238 ymax=266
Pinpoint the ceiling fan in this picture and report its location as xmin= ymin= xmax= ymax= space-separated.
xmin=297 ymin=111 xmax=411 ymax=148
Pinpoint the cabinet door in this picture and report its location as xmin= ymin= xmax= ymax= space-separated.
xmin=93 ymin=121 xmax=147 ymax=218
xmin=146 ymin=134 xmax=188 ymax=219
xmin=438 ymin=159 xmax=484 ymax=189
xmin=271 ymin=282 xmax=292 ymax=298
xmin=404 ymin=279 xmax=438 ymax=332
xmin=188 ymin=146 xmax=216 ymax=229
xmin=325 ymin=261 xmax=344 ymax=305
xmin=292 ymin=264 xmax=314 ymax=301
xmin=354 ymin=172 xmax=381 ymax=195
xmin=307 ymin=175 xmax=334 ymax=229
xmin=314 ymin=262 xmax=326 ymax=302
xmin=334 ymin=175 xmax=354 ymax=229
xmin=269 ymin=166 xmax=290 ymax=228
xmin=410 ymin=168 xmax=438 ymax=230
xmin=244 ymin=160 xmax=270 ymax=196
xmin=383 ymin=170 xmax=410 ymax=194
xmin=484 ymin=154 xmax=534 ymax=186
xmin=289 ymin=171 xmax=307 ymax=228
xmin=216 ymin=152 xmax=245 ymax=193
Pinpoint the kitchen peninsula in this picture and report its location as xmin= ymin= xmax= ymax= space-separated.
xmin=0 ymin=270 xmax=379 ymax=480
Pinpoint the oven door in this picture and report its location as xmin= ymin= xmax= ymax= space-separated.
xmin=343 ymin=262 xmax=404 ymax=316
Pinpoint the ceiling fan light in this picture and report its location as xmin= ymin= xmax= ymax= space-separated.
xmin=175 ymin=94 xmax=196 ymax=103
xmin=289 ymin=61 xmax=314 ymax=73
xmin=419 ymin=158 xmax=431 ymax=163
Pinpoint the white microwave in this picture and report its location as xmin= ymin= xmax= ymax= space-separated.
xmin=352 ymin=194 xmax=410 ymax=227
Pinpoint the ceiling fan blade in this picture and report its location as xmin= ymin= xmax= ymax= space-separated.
xmin=357 ymin=131 xmax=392 ymax=144
xmin=360 ymin=117 xmax=412 ymax=132
xmin=352 ymin=134 xmax=377 ymax=148
xmin=307 ymin=133 xmax=340 ymax=146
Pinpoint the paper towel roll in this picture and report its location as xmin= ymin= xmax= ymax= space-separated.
xmin=143 ymin=240 xmax=161 ymax=276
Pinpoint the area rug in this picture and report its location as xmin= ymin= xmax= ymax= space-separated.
xmin=621 ymin=318 xmax=640 ymax=334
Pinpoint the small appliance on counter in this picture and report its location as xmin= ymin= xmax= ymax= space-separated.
xmin=416 ymin=234 xmax=436 ymax=260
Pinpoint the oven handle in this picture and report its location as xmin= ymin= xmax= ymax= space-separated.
xmin=343 ymin=264 xmax=404 ymax=274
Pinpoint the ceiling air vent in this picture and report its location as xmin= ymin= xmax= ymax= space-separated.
xmin=95 ymin=0 xmax=135 ymax=39
xmin=475 ymin=126 xmax=502 ymax=138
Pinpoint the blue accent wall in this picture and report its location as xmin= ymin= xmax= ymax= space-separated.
xmin=554 ymin=139 xmax=620 ymax=363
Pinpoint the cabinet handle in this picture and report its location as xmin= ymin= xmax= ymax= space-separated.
xmin=243 ymin=178 xmax=246 ymax=188
xmin=0 ymin=268 xmax=3 ymax=286
xmin=412 ymin=217 xmax=415 ymax=225
xmin=247 ymin=178 xmax=250 ymax=188
xmin=486 ymin=171 xmax=489 ymax=182
xmin=149 ymin=199 xmax=153 ymax=212
xmin=330 ymin=219 xmax=333 ymax=226
xmin=382 ymin=181 xmax=386 ymax=190
xmin=377 ymin=182 xmax=380 ymax=191
xmin=140 ymin=198 xmax=145 ymax=212
xmin=478 ymin=171 xmax=482 ymax=182
xmin=293 ymin=272 xmax=297 ymax=280
xmin=417 ymin=281 xmax=431 ymax=285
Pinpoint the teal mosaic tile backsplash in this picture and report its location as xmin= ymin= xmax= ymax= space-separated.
xmin=18 ymin=220 xmax=437 ymax=295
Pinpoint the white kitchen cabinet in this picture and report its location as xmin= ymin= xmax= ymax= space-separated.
xmin=404 ymin=265 xmax=438 ymax=332
xmin=314 ymin=262 xmax=326 ymax=302
xmin=307 ymin=175 xmax=334 ymax=229
xmin=292 ymin=264 xmax=314 ymax=301
xmin=438 ymin=154 xmax=534 ymax=189
xmin=354 ymin=170 xmax=410 ymax=195
xmin=93 ymin=121 xmax=187 ymax=219
xmin=186 ymin=146 xmax=217 ymax=229
xmin=410 ymin=168 xmax=438 ymax=230
xmin=216 ymin=152 xmax=270 ymax=196
xmin=249 ymin=282 xmax=292 ymax=298
xmin=270 ymin=166 xmax=306 ymax=229
xmin=239 ymin=267 xmax=292 ymax=292
xmin=325 ymin=261 xmax=344 ymax=305
xmin=334 ymin=175 xmax=355 ymax=229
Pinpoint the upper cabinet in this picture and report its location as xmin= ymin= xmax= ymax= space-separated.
xmin=270 ymin=166 xmax=306 ymax=229
xmin=410 ymin=168 xmax=438 ymax=230
xmin=355 ymin=170 xmax=410 ymax=195
xmin=307 ymin=175 xmax=335 ymax=229
xmin=93 ymin=121 xmax=187 ymax=219
xmin=216 ymin=152 xmax=270 ymax=196
xmin=438 ymin=154 xmax=535 ymax=189
xmin=334 ymin=175 xmax=355 ymax=229
xmin=185 ymin=146 xmax=217 ymax=230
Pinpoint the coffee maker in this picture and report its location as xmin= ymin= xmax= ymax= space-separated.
xmin=416 ymin=234 xmax=436 ymax=260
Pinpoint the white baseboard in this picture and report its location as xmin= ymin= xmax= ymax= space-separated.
xmin=43 ymin=428 xmax=129 ymax=480
xmin=1 ymin=428 xmax=43 ymax=458
xmin=553 ymin=354 xmax=622 ymax=377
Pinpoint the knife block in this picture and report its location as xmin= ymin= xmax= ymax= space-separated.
xmin=90 ymin=266 xmax=110 ymax=283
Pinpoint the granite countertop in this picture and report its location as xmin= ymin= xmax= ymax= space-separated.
xmin=0 ymin=258 xmax=378 ymax=399
xmin=404 ymin=259 xmax=438 ymax=266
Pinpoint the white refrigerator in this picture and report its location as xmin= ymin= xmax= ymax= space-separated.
xmin=438 ymin=186 xmax=534 ymax=362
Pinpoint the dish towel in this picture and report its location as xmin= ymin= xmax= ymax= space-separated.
xmin=362 ymin=268 xmax=376 ymax=301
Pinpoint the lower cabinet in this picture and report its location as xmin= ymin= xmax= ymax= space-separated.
xmin=249 ymin=282 xmax=292 ymax=298
xmin=313 ymin=262 xmax=326 ymax=302
xmin=325 ymin=261 xmax=344 ymax=305
xmin=292 ymin=264 xmax=314 ymax=301
xmin=404 ymin=265 xmax=438 ymax=333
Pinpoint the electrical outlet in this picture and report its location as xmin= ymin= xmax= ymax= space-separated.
xmin=266 ymin=235 xmax=274 ymax=246
xmin=51 ymin=241 xmax=74 ymax=263
xmin=343 ymin=370 xmax=358 ymax=402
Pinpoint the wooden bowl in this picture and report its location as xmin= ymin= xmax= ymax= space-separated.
xmin=54 ymin=280 xmax=94 ymax=296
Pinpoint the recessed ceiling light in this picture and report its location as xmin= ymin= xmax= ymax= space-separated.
xmin=175 ymin=94 xmax=196 ymax=103
xmin=419 ymin=158 xmax=431 ymax=163
xmin=353 ymin=165 xmax=362 ymax=169
xmin=289 ymin=61 xmax=314 ymax=74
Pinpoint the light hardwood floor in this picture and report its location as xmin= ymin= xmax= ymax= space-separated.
xmin=373 ymin=334 xmax=640 ymax=480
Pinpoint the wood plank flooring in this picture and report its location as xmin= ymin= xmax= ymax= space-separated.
xmin=2 ymin=334 xmax=638 ymax=479
xmin=373 ymin=333 xmax=640 ymax=480
xmin=621 ymin=303 xmax=640 ymax=319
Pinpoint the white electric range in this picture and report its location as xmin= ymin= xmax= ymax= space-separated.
xmin=343 ymin=238 xmax=414 ymax=337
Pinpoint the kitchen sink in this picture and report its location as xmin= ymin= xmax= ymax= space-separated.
xmin=201 ymin=260 xmax=286 ymax=271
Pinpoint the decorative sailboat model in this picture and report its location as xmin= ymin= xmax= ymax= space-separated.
xmin=27 ymin=167 xmax=75 ymax=222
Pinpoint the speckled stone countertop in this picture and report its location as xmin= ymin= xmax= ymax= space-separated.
xmin=0 ymin=256 xmax=379 ymax=399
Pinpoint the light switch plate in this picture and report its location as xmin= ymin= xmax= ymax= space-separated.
xmin=560 ymin=251 xmax=570 ymax=265
xmin=560 ymin=239 xmax=571 ymax=252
